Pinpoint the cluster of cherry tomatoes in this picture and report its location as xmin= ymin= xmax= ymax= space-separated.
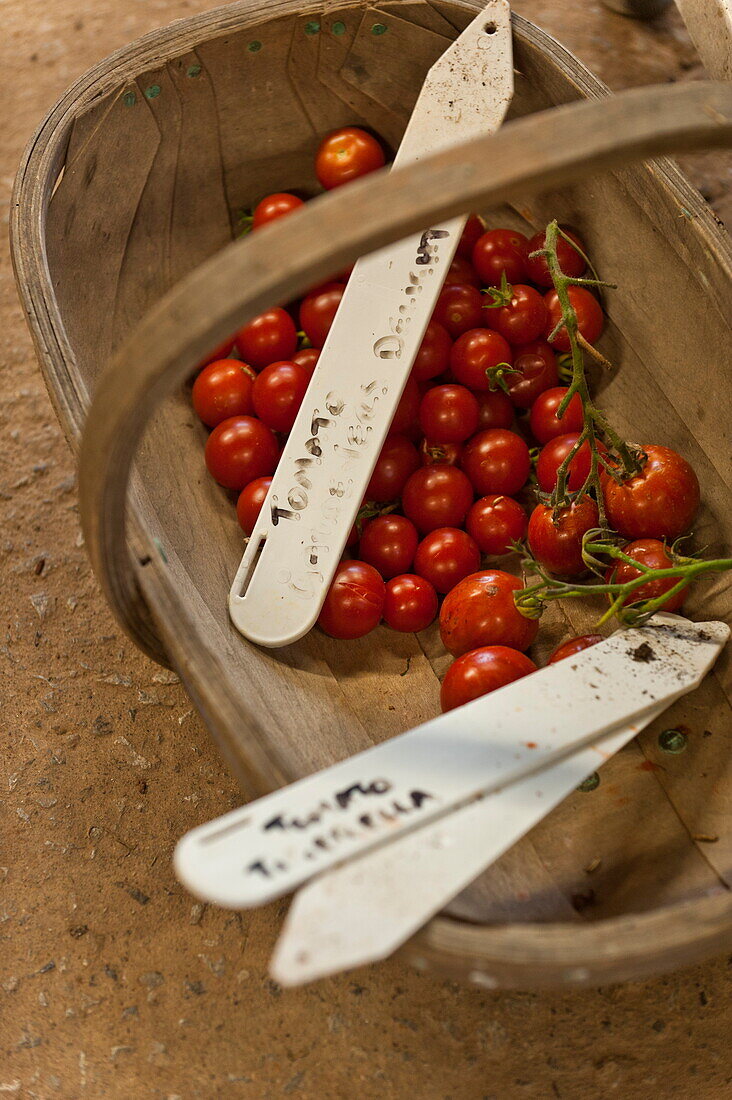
xmin=192 ymin=126 xmax=702 ymax=715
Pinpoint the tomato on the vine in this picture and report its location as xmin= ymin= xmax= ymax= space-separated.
xmin=476 ymin=390 xmax=514 ymax=431
xmin=366 ymin=434 xmax=420 ymax=503
xmin=604 ymin=538 xmax=687 ymax=612
xmin=413 ymin=528 xmax=481 ymax=594
xmin=198 ymin=336 xmax=237 ymax=370
xmin=402 ymin=465 xmax=474 ymax=533
xmin=544 ymin=287 xmax=604 ymax=352
xmin=536 ymin=433 xmax=608 ymax=493
xmin=192 ymin=359 xmax=255 ymax=427
xmin=292 ymin=347 xmax=320 ymax=375
xmin=527 ymin=497 xmax=599 ymax=576
xmin=601 ymin=444 xmax=700 ymax=541
xmin=315 ymin=127 xmax=386 ymax=190
xmin=236 ymin=476 xmax=272 ymax=535
xmin=236 ymin=308 xmax=298 ymax=371
xmin=318 ymin=560 xmax=385 ymax=639
xmin=433 ymin=284 xmax=485 ymax=338
xmin=526 ymin=227 xmax=586 ymax=287
xmin=419 ymin=384 xmax=479 ymax=444
xmin=439 ymin=570 xmax=539 ymax=656
xmin=252 ymin=360 xmax=310 ymax=433
xmin=457 ymin=214 xmax=486 ymax=260
xmin=359 ymin=515 xmax=419 ymax=580
xmin=441 ymin=646 xmax=537 ymax=712
xmin=383 ymin=574 xmax=438 ymax=633
xmin=472 ymin=228 xmax=529 ymax=287
xmin=503 ymin=340 xmax=558 ymax=408
xmin=252 ymin=192 xmax=304 ymax=230
xmin=529 ymin=387 xmax=584 ymax=444
xmin=389 ymin=376 xmax=421 ymax=437
xmin=412 ymin=320 xmax=452 ymax=382
xmin=445 ymin=256 xmax=482 ymax=288
xmin=450 ymin=328 xmax=513 ymax=392
xmin=466 ymin=495 xmax=528 ymax=556
xmin=485 ymin=284 xmax=548 ymax=346
xmin=420 ymin=440 xmax=463 ymax=467
xmin=461 ymin=429 xmax=531 ymax=496
xmin=204 ymin=416 xmax=279 ymax=490
xmin=547 ymin=634 xmax=603 ymax=665
xmin=299 ymin=283 xmax=345 ymax=348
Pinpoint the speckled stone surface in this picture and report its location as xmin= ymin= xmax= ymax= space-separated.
xmin=2 ymin=1 xmax=731 ymax=1096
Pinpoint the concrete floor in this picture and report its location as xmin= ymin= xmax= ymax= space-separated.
xmin=2 ymin=1 xmax=731 ymax=1096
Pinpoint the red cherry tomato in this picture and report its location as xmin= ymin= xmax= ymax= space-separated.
xmin=252 ymin=360 xmax=310 ymax=433
xmin=412 ymin=321 xmax=453 ymax=382
xmin=389 ymin=376 xmax=421 ymax=436
xmin=605 ymin=538 xmax=687 ymax=612
xmin=450 ymin=328 xmax=513 ymax=392
xmin=601 ymin=445 xmax=700 ymax=541
xmin=236 ymin=476 xmax=272 ymax=535
xmin=299 ymin=283 xmax=345 ymax=348
xmin=441 ymin=646 xmax=537 ymax=712
xmin=527 ymin=497 xmax=599 ymax=576
xmin=457 ymin=214 xmax=486 ymax=260
xmin=318 ymin=560 xmax=385 ymax=639
xmin=252 ymin=192 xmax=304 ymax=229
xmin=420 ymin=440 xmax=463 ymax=467
xmin=192 ymin=359 xmax=255 ymax=427
xmin=433 ymin=284 xmax=485 ymax=338
xmin=383 ymin=574 xmax=439 ymax=633
xmin=292 ymin=347 xmax=320 ymax=374
xmin=198 ymin=336 xmax=237 ymax=370
xmin=466 ymin=495 xmax=528 ymax=556
xmin=536 ymin=433 xmax=608 ymax=493
xmin=236 ymin=308 xmax=298 ymax=371
xmin=439 ymin=569 xmax=539 ymax=657
xmin=526 ymin=227 xmax=587 ymax=287
xmin=445 ymin=256 xmax=482 ymax=288
xmin=486 ymin=284 xmax=548 ymax=346
xmin=547 ymin=634 xmax=603 ymax=665
xmin=476 ymin=390 xmax=514 ymax=432
xmin=461 ymin=429 xmax=531 ymax=496
xmin=402 ymin=466 xmax=475 ymax=534
xmin=419 ymin=384 xmax=479 ymax=444
xmin=204 ymin=416 xmax=279 ymax=490
xmin=529 ymin=387 xmax=584 ymax=444
xmin=359 ymin=515 xmax=419 ymax=580
xmin=472 ymin=228 xmax=529 ymax=287
xmin=544 ymin=287 xmax=604 ymax=353
xmin=366 ymin=434 xmax=420 ymax=503
xmin=503 ymin=340 xmax=558 ymax=409
xmin=315 ymin=127 xmax=386 ymax=190
xmin=413 ymin=528 xmax=481 ymax=595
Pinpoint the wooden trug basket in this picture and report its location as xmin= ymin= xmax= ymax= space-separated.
xmin=12 ymin=0 xmax=732 ymax=989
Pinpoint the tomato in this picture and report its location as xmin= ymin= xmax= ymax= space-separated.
xmin=359 ymin=515 xmax=419 ymax=580
xmin=457 ymin=214 xmax=486 ymax=260
xmin=292 ymin=347 xmax=320 ymax=375
xmin=204 ymin=416 xmax=279 ymax=490
xmin=192 ymin=359 xmax=255 ymax=427
xmin=236 ymin=476 xmax=272 ymax=535
xmin=503 ymin=340 xmax=558 ymax=408
xmin=419 ymin=384 xmax=479 ymax=444
xmin=318 ymin=560 xmax=385 ymax=639
xmin=315 ymin=127 xmax=385 ymax=190
xmin=252 ymin=360 xmax=310 ymax=433
xmin=547 ymin=634 xmax=603 ymax=665
xmin=440 ymin=646 xmax=537 ymax=712
xmin=601 ymin=444 xmax=700 ymax=541
xmin=299 ymin=283 xmax=345 ymax=348
xmin=527 ymin=497 xmax=599 ymax=576
xmin=412 ymin=320 xmax=453 ymax=382
xmin=236 ymin=308 xmax=298 ymax=371
xmin=450 ymin=328 xmax=513 ymax=392
xmin=414 ymin=528 xmax=481 ymax=595
xmin=476 ymin=390 xmax=514 ymax=432
xmin=198 ymin=336 xmax=237 ymax=370
xmin=433 ymin=284 xmax=485 ymax=338
xmin=439 ymin=569 xmax=539 ymax=656
xmin=420 ymin=440 xmax=463 ymax=467
xmin=605 ymin=538 xmax=687 ymax=612
xmin=461 ymin=429 xmax=531 ymax=496
xmin=389 ymin=376 xmax=421 ymax=436
xmin=526 ymin=227 xmax=587 ymax=287
xmin=472 ymin=228 xmax=529 ymax=287
xmin=445 ymin=256 xmax=481 ymax=288
xmin=366 ymin=434 xmax=420 ymax=503
xmin=252 ymin=192 xmax=304 ymax=229
xmin=486 ymin=284 xmax=548 ymax=346
xmin=529 ymin=387 xmax=584 ymax=444
xmin=544 ymin=287 xmax=604 ymax=352
xmin=536 ymin=433 xmax=607 ymax=493
xmin=383 ymin=574 xmax=439 ymax=633
xmin=466 ymin=495 xmax=528 ymax=556
xmin=402 ymin=466 xmax=474 ymax=533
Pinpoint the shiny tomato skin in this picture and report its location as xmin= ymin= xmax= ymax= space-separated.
xmin=402 ymin=466 xmax=475 ymax=534
xmin=192 ymin=359 xmax=255 ymax=427
xmin=536 ymin=433 xmax=608 ymax=493
xmin=383 ymin=574 xmax=439 ymax=633
xmin=472 ymin=228 xmax=530 ymax=287
xmin=433 ymin=284 xmax=485 ymax=338
xmin=439 ymin=569 xmax=539 ymax=656
xmin=604 ymin=538 xmax=687 ymax=612
xmin=299 ymin=283 xmax=345 ymax=348
xmin=450 ymin=328 xmax=513 ymax=392
xmin=315 ymin=127 xmax=386 ymax=190
xmin=504 ymin=340 xmax=558 ymax=408
xmin=252 ymin=192 xmax=304 ymax=229
xmin=526 ymin=227 xmax=586 ymax=287
xmin=389 ymin=376 xmax=421 ymax=436
xmin=420 ymin=440 xmax=463 ymax=467
xmin=440 ymin=646 xmax=537 ymax=712
xmin=547 ymin=634 xmax=603 ymax=665
xmin=419 ymin=384 xmax=479 ymax=444
xmin=529 ymin=387 xmax=584 ymax=444
xmin=198 ymin=336 xmax=237 ymax=370
xmin=413 ymin=528 xmax=481 ymax=595
xmin=466 ymin=495 xmax=528 ymax=556
xmin=412 ymin=321 xmax=453 ymax=382
xmin=527 ymin=497 xmax=599 ymax=576
xmin=236 ymin=476 xmax=272 ymax=535
xmin=445 ymin=256 xmax=482 ymax=288
xmin=359 ymin=515 xmax=419 ymax=580
xmin=601 ymin=445 xmax=700 ymax=541
xmin=476 ymin=390 xmax=514 ymax=432
xmin=488 ymin=284 xmax=548 ymax=346
xmin=544 ymin=287 xmax=604 ymax=352
xmin=318 ymin=560 xmax=385 ymax=639
xmin=204 ymin=416 xmax=279 ymax=490
xmin=292 ymin=347 xmax=320 ymax=375
xmin=236 ymin=308 xmax=298 ymax=371
xmin=366 ymin=434 xmax=420 ymax=503
xmin=252 ymin=360 xmax=310 ymax=433
xmin=461 ymin=429 xmax=531 ymax=496
xmin=457 ymin=214 xmax=486 ymax=260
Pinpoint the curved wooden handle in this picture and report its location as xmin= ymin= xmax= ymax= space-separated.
xmin=79 ymin=81 xmax=732 ymax=663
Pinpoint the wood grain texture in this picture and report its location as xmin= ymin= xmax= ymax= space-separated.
xmin=11 ymin=0 xmax=732 ymax=988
